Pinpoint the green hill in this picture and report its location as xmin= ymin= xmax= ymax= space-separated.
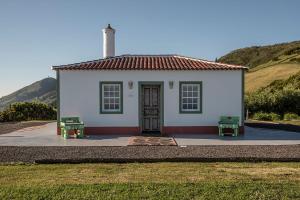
xmin=218 ymin=40 xmax=300 ymax=69
xmin=218 ymin=41 xmax=300 ymax=92
xmin=0 ymin=77 xmax=56 ymax=110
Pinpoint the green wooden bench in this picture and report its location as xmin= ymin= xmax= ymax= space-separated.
xmin=60 ymin=117 xmax=84 ymax=139
xmin=218 ymin=116 xmax=239 ymax=137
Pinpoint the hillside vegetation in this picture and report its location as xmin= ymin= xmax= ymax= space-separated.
xmin=246 ymin=71 xmax=300 ymax=116
xmin=218 ymin=41 xmax=300 ymax=69
xmin=219 ymin=40 xmax=300 ymax=92
xmin=0 ymin=77 xmax=56 ymax=110
xmin=245 ymin=63 xmax=300 ymax=92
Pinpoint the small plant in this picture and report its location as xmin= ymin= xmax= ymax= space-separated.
xmin=253 ymin=112 xmax=272 ymax=121
xmin=283 ymin=113 xmax=299 ymax=121
xmin=270 ymin=113 xmax=281 ymax=121
xmin=252 ymin=112 xmax=281 ymax=121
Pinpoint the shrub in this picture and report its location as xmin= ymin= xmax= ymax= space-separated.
xmin=283 ymin=113 xmax=299 ymax=121
xmin=284 ymin=47 xmax=300 ymax=55
xmin=253 ymin=112 xmax=272 ymax=121
xmin=0 ymin=110 xmax=9 ymax=122
xmin=270 ymin=113 xmax=281 ymax=121
xmin=0 ymin=101 xmax=56 ymax=122
xmin=252 ymin=112 xmax=281 ymax=121
xmin=245 ymin=84 xmax=300 ymax=116
xmin=290 ymin=57 xmax=300 ymax=63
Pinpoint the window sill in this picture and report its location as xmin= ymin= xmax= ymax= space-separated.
xmin=179 ymin=111 xmax=202 ymax=114
xmin=100 ymin=111 xmax=123 ymax=114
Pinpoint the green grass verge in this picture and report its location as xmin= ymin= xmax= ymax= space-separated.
xmin=248 ymin=119 xmax=300 ymax=126
xmin=277 ymin=120 xmax=300 ymax=126
xmin=0 ymin=162 xmax=299 ymax=199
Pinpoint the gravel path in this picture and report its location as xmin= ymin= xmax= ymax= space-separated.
xmin=0 ymin=145 xmax=299 ymax=163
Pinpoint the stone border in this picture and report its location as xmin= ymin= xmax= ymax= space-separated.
xmin=0 ymin=145 xmax=299 ymax=164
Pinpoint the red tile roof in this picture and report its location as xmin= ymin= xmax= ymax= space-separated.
xmin=52 ymin=55 xmax=246 ymax=71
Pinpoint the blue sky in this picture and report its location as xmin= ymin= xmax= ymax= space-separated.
xmin=0 ymin=0 xmax=299 ymax=97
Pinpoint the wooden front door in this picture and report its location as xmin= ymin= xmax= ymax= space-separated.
xmin=142 ymin=85 xmax=160 ymax=132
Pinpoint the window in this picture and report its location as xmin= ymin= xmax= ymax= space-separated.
xmin=100 ymin=82 xmax=123 ymax=114
xmin=179 ymin=82 xmax=202 ymax=113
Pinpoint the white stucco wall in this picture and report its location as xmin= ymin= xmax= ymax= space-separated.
xmin=59 ymin=70 xmax=243 ymax=127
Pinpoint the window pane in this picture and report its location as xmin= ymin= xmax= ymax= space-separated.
xmin=109 ymin=104 xmax=114 ymax=110
xmin=188 ymin=85 xmax=192 ymax=91
xmin=193 ymin=91 xmax=198 ymax=97
xmin=104 ymin=92 xmax=109 ymax=97
xmin=192 ymin=85 xmax=198 ymax=91
xmin=188 ymin=91 xmax=192 ymax=97
xmin=115 ymin=98 xmax=120 ymax=103
xmin=187 ymin=104 xmax=193 ymax=109
xmin=193 ymin=98 xmax=198 ymax=104
xmin=183 ymin=91 xmax=188 ymax=97
xmin=104 ymin=98 xmax=109 ymax=103
xmin=114 ymin=91 xmax=119 ymax=97
xmin=192 ymin=104 xmax=198 ymax=109
xmin=182 ymin=85 xmax=187 ymax=91
xmin=104 ymin=86 xmax=109 ymax=91
xmin=183 ymin=104 xmax=188 ymax=109
xmin=115 ymin=104 xmax=120 ymax=110
xmin=104 ymin=104 xmax=109 ymax=110
xmin=188 ymin=98 xmax=193 ymax=103
xmin=183 ymin=98 xmax=187 ymax=103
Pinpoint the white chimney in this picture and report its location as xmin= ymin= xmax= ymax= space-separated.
xmin=102 ymin=24 xmax=115 ymax=58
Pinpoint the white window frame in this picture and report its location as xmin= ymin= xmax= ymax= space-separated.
xmin=179 ymin=81 xmax=202 ymax=113
xmin=100 ymin=82 xmax=123 ymax=114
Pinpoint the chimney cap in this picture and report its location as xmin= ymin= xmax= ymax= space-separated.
xmin=106 ymin=24 xmax=114 ymax=30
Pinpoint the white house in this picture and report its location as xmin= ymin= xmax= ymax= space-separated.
xmin=52 ymin=24 xmax=247 ymax=135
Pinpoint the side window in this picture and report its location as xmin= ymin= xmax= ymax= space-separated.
xmin=179 ymin=82 xmax=202 ymax=113
xmin=100 ymin=82 xmax=123 ymax=114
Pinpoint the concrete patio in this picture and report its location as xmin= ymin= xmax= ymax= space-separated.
xmin=0 ymin=122 xmax=299 ymax=146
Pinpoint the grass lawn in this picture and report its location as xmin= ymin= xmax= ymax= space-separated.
xmin=0 ymin=162 xmax=299 ymax=199
xmin=277 ymin=120 xmax=300 ymax=126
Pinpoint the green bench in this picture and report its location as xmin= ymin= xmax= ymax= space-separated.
xmin=218 ymin=116 xmax=239 ymax=137
xmin=60 ymin=117 xmax=84 ymax=139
